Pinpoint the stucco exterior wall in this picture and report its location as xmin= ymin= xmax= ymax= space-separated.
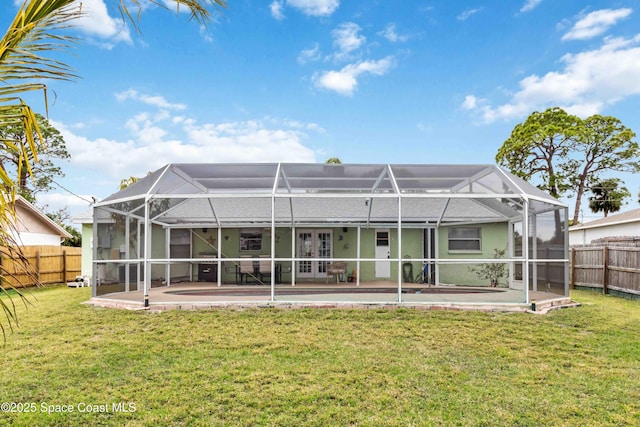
xmin=11 ymin=201 xmax=67 ymax=246
xmin=81 ymin=224 xmax=93 ymax=276
xmin=85 ymin=222 xmax=511 ymax=286
xmin=437 ymin=222 xmax=509 ymax=286
xmin=569 ymin=222 xmax=640 ymax=246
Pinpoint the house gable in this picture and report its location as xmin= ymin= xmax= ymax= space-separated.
xmin=11 ymin=197 xmax=71 ymax=245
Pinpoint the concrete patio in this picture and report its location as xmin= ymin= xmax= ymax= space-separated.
xmin=85 ymin=281 xmax=577 ymax=314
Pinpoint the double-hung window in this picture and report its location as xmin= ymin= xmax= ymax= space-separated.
xmin=448 ymin=227 xmax=481 ymax=251
xmin=240 ymin=229 xmax=263 ymax=251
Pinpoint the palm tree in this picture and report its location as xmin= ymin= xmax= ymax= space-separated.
xmin=588 ymin=178 xmax=631 ymax=218
xmin=0 ymin=0 xmax=226 ymax=338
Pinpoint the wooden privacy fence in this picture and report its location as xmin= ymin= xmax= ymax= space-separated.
xmin=1 ymin=245 xmax=82 ymax=288
xmin=571 ymin=244 xmax=640 ymax=297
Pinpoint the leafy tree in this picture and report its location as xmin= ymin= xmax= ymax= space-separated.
xmin=46 ymin=207 xmax=81 ymax=247
xmin=588 ymin=178 xmax=630 ymax=218
xmin=0 ymin=112 xmax=69 ymax=203
xmin=568 ymin=115 xmax=638 ymax=224
xmin=497 ymin=107 xmax=639 ymax=224
xmin=326 ymin=157 xmax=342 ymax=164
xmin=0 ymin=0 xmax=226 ymax=336
xmin=61 ymin=227 xmax=82 ymax=247
xmin=496 ymin=107 xmax=580 ymax=199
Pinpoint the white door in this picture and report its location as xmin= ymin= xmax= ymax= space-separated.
xmin=297 ymin=229 xmax=332 ymax=279
xmin=375 ymin=229 xmax=390 ymax=278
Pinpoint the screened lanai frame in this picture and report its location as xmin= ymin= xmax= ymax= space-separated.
xmin=91 ymin=163 xmax=569 ymax=307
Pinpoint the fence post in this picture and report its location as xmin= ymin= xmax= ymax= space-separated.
xmin=602 ymin=246 xmax=609 ymax=295
xmin=62 ymin=249 xmax=67 ymax=284
xmin=35 ymin=249 xmax=41 ymax=284
xmin=570 ymin=248 xmax=575 ymax=289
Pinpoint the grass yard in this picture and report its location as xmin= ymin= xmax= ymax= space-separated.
xmin=0 ymin=286 xmax=639 ymax=427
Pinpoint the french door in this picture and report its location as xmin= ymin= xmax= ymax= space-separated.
xmin=297 ymin=229 xmax=333 ymax=279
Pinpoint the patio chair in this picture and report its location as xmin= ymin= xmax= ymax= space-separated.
xmin=326 ymin=262 xmax=347 ymax=284
xmin=238 ymin=257 xmax=255 ymax=284
xmin=258 ymin=257 xmax=272 ymax=284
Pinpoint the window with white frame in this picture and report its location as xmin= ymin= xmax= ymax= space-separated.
xmin=240 ymin=229 xmax=263 ymax=251
xmin=448 ymin=227 xmax=481 ymax=251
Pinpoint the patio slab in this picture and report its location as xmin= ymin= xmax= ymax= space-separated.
xmin=86 ymin=282 xmax=578 ymax=314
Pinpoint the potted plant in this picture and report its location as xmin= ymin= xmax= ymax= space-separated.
xmin=468 ymin=248 xmax=507 ymax=287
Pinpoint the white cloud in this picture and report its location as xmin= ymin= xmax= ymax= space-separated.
xmin=461 ymin=95 xmax=480 ymax=110
xmin=520 ymin=0 xmax=543 ymax=13
xmin=562 ymin=8 xmax=633 ymax=41
xmin=72 ymin=0 xmax=132 ymax=45
xmin=297 ymin=43 xmax=321 ymax=64
xmin=379 ymin=23 xmax=409 ymax=43
xmin=285 ymin=0 xmax=339 ymax=17
xmin=115 ymin=89 xmax=187 ymax=111
xmin=37 ymin=192 xmax=94 ymax=215
xmin=331 ymin=22 xmax=365 ymax=60
xmin=463 ymin=35 xmax=640 ymax=122
xmin=183 ymin=121 xmax=317 ymax=163
xmin=457 ymin=8 xmax=482 ymax=21
xmin=52 ymin=103 xmax=319 ymax=181
xmin=313 ymin=56 xmax=395 ymax=96
xmin=199 ymin=24 xmax=215 ymax=44
xmin=266 ymin=116 xmax=326 ymax=133
xmin=270 ymin=1 xmax=285 ymax=20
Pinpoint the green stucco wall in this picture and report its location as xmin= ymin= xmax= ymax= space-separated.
xmin=437 ymin=222 xmax=509 ymax=286
xmin=84 ymin=222 xmax=509 ymax=286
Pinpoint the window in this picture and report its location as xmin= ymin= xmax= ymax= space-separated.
xmin=376 ymin=231 xmax=389 ymax=246
xmin=240 ymin=230 xmax=263 ymax=251
xmin=448 ymin=227 xmax=481 ymax=251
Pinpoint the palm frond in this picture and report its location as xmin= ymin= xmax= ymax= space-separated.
xmin=0 ymin=0 xmax=227 ymax=341
xmin=0 ymin=0 xmax=81 ymax=84
xmin=117 ymin=0 xmax=227 ymax=31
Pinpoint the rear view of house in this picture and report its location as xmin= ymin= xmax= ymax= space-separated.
xmin=89 ymin=163 xmax=569 ymax=309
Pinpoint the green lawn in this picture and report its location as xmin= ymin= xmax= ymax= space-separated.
xmin=0 ymin=286 xmax=639 ymax=427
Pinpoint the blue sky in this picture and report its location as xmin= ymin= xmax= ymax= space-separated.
xmin=3 ymin=0 xmax=640 ymax=224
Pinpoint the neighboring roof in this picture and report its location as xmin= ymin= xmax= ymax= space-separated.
xmin=94 ymin=163 xmax=566 ymax=227
xmin=570 ymin=208 xmax=640 ymax=231
xmin=73 ymin=209 xmax=94 ymax=225
xmin=14 ymin=196 xmax=72 ymax=239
